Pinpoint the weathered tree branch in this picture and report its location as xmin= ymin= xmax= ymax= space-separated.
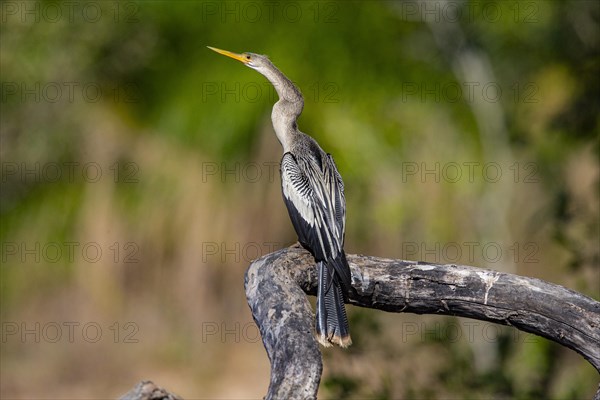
xmin=245 ymin=246 xmax=323 ymax=399
xmin=245 ymin=244 xmax=600 ymax=399
xmin=120 ymin=244 xmax=599 ymax=399
xmin=119 ymin=381 xmax=182 ymax=400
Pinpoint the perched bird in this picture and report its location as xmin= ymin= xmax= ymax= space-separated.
xmin=208 ymin=46 xmax=353 ymax=347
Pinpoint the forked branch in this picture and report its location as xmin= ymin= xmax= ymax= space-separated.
xmin=119 ymin=244 xmax=599 ymax=400
xmin=245 ymin=244 xmax=600 ymax=399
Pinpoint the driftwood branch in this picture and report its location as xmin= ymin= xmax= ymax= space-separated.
xmin=120 ymin=244 xmax=599 ymax=399
xmin=245 ymin=244 xmax=600 ymax=399
xmin=119 ymin=381 xmax=181 ymax=400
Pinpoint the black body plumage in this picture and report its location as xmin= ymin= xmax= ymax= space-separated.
xmin=280 ymin=134 xmax=353 ymax=348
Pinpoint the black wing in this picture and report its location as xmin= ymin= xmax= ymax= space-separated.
xmin=280 ymin=150 xmax=346 ymax=262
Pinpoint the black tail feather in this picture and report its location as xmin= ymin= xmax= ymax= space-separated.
xmin=316 ymin=258 xmax=352 ymax=348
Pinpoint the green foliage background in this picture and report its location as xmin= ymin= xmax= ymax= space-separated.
xmin=1 ymin=0 xmax=598 ymax=398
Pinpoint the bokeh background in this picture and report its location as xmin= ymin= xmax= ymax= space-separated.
xmin=1 ymin=0 xmax=599 ymax=398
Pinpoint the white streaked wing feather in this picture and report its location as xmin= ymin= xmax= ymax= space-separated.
xmin=281 ymin=154 xmax=331 ymax=257
xmin=281 ymin=154 xmax=314 ymax=225
xmin=281 ymin=152 xmax=346 ymax=259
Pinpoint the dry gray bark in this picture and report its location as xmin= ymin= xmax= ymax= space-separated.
xmin=120 ymin=244 xmax=599 ymax=400
xmin=245 ymin=244 xmax=600 ymax=400
xmin=119 ymin=381 xmax=181 ymax=400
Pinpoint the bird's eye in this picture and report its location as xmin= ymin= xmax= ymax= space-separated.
xmin=246 ymin=55 xmax=251 ymax=60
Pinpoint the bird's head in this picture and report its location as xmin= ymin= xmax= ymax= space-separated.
xmin=208 ymin=45 xmax=302 ymax=105
xmin=207 ymin=46 xmax=272 ymax=72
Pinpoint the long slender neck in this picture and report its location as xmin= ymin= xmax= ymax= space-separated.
xmin=256 ymin=62 xmax=304 ymax=153
xmin=259 ymin=62 xmax=303 ymax=104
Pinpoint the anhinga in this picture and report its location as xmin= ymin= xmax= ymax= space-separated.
xmin=208 ymin=46 xmax=353 ymax=348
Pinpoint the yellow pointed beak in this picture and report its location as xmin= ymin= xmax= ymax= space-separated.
xmin=207 ymin=46 xmax=250 ymax=64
